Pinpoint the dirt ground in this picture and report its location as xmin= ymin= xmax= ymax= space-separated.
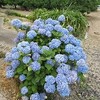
xmin=0 ymin=9 xmax=100 ymax=100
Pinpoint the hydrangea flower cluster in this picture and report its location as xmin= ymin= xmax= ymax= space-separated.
xmin=5 ymin=15 xmax=88 ymax=100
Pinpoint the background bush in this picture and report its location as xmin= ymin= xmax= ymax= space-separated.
xmin=67 ymin=0 xmax=99 ymax=13
xmin=28 ymin=9 xmax=88 ymax=38
xmin=1 ymin=0 xmax=99 ymax=13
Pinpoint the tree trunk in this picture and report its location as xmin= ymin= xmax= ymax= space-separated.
xmin=14 ymin=4 xmax=17 ymax=9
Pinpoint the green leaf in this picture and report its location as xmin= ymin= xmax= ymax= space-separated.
xmin=40 ymin=79 xmax=45 ymax=86
xmin=45 ymin=64 xmax=53 ymax=71
xmin=38 ymin=56 xmax=46 ymax=61
xmin=51 ymin=70 xmax=57 ymax=77
xmin=32 ymin=85 xmax=37 ymax=93
xmin=14 ymin=75 xmax=19 ymax=78
xmin=28 ymin=66 xmax=32 ymax=71
xmin=16 ymin=67 xmax=24 ymax=74
xmin=43 ymin=50 xmax=55 ymax=58
xmin=27 ymin=71 xmax=33 ymax=76
xmin=23 ymin=70 xmax=28 ymax=74
xmin=19 ymin=83 xmax=25 ymax=89
xmin=26 ymin=75 xmax=33 ymax=81
xmin=32 ymin=79 xmax=36 ymax=85
xmin=35 ymin=70 xmax=40 ymax=75
xmin=78 ymin=72 xmax=85 ymax=82
xmin=24 ymin=81 xmax=29 ymax=86
xmin=35 ymin=76 xmax=40 ymax=82
xmin=52 ymin=31 xmax=63 ymax=38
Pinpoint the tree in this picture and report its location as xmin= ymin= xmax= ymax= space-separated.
xmin=5 ymin=0 xmax=21 ymax=9
xmin=0 ymin=0 xmax=6 ymax=7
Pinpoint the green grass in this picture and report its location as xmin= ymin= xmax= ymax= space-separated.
xmin=28 ymin=9 xmax=88 ymax=38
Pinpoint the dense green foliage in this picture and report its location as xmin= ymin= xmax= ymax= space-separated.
xmin=28 ymin=9 xmax=88 ymax=38
xmin=68 ymin=0 xmax=99 ymax=13
xmin=1 ymin=0 xmax=99 ymax=13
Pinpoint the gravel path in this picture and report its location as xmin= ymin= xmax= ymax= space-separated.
xmin=0 ymin=17 xmax=16 ymax=53
xmin=83 ymin=10 xmax=100 ymax=97
xmin=0 ymin=10 xmax=100 ymax=100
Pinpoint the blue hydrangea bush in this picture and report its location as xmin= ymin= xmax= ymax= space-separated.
xmin=5 ymin=15 xmax=89 ymax=100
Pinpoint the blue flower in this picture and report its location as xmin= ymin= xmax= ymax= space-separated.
xmin=69 ymin=35 xmax=81 ymax=46
xmin=44 ymin=83 xmax=55 ymax=93
xmin=30 ymin=93 xmax=40 ymax=100
xmin=17 ymin=32 xmax=25 ymax=40
xmin=54 ymin=25 xmax=62 ymax=32
xmin=58 ymin=15 xmax=65 ymax=22
xmin=41 ymin=46 xmax=49 ymax=54
xmin=11 ymin=19 xmax=22 ymax=28
xmin=31 ymin=25 xmax=39 ymax=31
xmin=57 ymin=63 xmax=70 ymax=75
xmin=32 ymin=53 xmax=40 ymax=61
xmin=77 ymin=59 xmax=86 ymax=66
xmin=11 ymin=60 xmax=20 ymax=70
xmin=27 ymin=30 xmax=37 ymax=39
xmin=77 ymin=65 xmax=89 ymax=74
xmin=56 ymin=74 xmax=67 ymax=84
xmin=45 ymin=18 xmax=60 ymax=25
xmin=61 ymin=28 xmax=69 ymax=35
xmin=57 ymin=82 xmax=70 ymax=97
xmin=30 ymin=42 xmax=40 ymax=53
xmin=67 ymin=25 xmax=74 ymax=32
xmin=30 ymin=61 xmax=41 ymax=71
xmin=12 ymin=52 xmax=20 ymax=60
xmin=34 ymin=19 xmax=44 ymax=26
xmin=65 ymin=44 xmax=75 ymax=53
xmin=45 ymin=75 xmax=55 ymax=84
xmin=38 ymin=23 xmax=45 ymax=29
xmin=17 ymin=41 xmax=31 ymax=54
xmin=40 ymin=93 xmax=46 ymax=100
xmin=19 ymin=74 xmax=26 ymax=81
xmin=13 ymin=37 xmax=20 ymax=43
xmin=52 ymin=20 xmax=60 ymax=25
xmin=45 ymin=18 xmax=53 ymax=24
xmin=69 ymin=55 xmax=75 ymax=61
xmin=73 ymin=51 xmax=82 ymax=61
xmin=46 ymin=59 xmax=54 ymax=66
xmin=55 ymin=54 xmax=68 ymax=63
xmin=38 ymin=28 xmax=46 ymax=35
xmin=6 ymin=66 xmax=12 ymax=71
xmin=11 ymin=47 xmax=18 ymax=53
xmin=66 ymin=70 xmax=77 ymax=84
xmin=45 ymin=24 xmax=54 ymax=31
xmin=45 ymin=31 xmax=52 ymax=37
xmin=49 ymin=39 xmax=61 ymax=49
xmin=17 ymin=41 xmax=30 ymax=47
xmin=21 ymin=86 xmax=28 ymax=95
xmin=5 ymin=52 xmax=13 ymax=62
xmin=22 ymin=56 xmax=31 ymax=64
xmin=6 ymin=69 xmax=14 ymax=78
xmin=60 ymin=34 xmax=70 ymax=44
xmin=23 ymin=46 xmax=31 ymax=54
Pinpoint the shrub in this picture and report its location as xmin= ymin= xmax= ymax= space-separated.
xmin=5 ymin=15 xmax=88 ymax=100
xmin=28 ymin=9 xmax=88 ymax=38
xmin=67 ymin=0 xmax=99 ymax=13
